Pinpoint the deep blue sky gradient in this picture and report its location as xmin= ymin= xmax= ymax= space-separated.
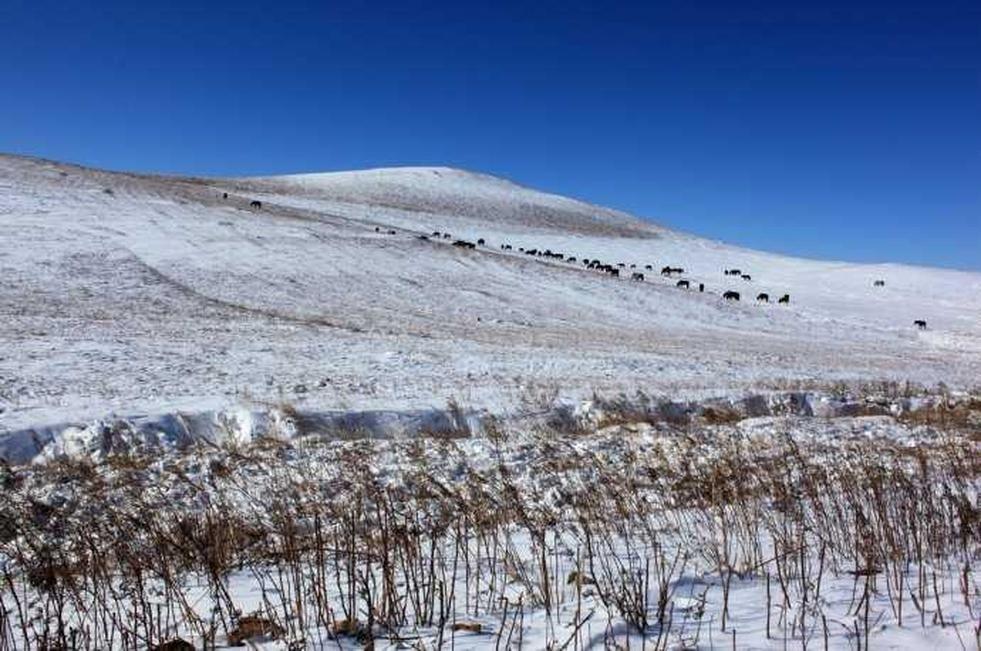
xmin=2 ymin=1 xmax=979 ymax=269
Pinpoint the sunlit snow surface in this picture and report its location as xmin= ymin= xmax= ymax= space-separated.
xmin=1 ymin=154 xmax=979 ymax=432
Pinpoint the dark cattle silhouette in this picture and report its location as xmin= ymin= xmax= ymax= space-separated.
xmin=477 ymin=238 xmax=485 ymax=245
xmin=661 ymin=266 xmax=673 ymax=276
xmin=631 ymin=272 xmax=645 ymax=281
xmin=741 ymin=274 xmax=752 ymax=281
xmin=418 ymin=234 xmax=429 ymax=241
xmin=645 ymin=264 xmax=653 ymax=270
xmin=222 ymin=192 xmax=228 ymax=200
xmin=756 ymin=293 xmax=769 ymax=302
xmin=725 ymin=269 xmax=742 ymax=276
xmin=676 ymin=280 xmax=690 ymax=289
xmin=617 ymin=262 xmax=626 ymax=268
xmin=250 ymin=200 xmax=262 ymax=209
xmin=723 ymin=291 xmax=740 ymax=301
xmin=698 ymin=283 xmax=704 ymax=292
xmin=388 ymin=230 xmax=396 ymax=235
xmin=913 ymin=320 xmax=927 ymax=330
xmin=873 ymin=280 xmax=885 ymax=287
xmin=374 ymin=227 xmax=380 ymax=232
xmin=672 ymin=267 xmax=684 ymax=274
xmin=630 ymin=264 xmax=636 ymax=269
xmin=453 ymin=240 xmax=476 ymax=249
xmin=433 ymin=231 xmax=441 ymax=237
xmin=567 ymin=256 xmax=576 ymax=262
xmin=609 ymin=268 xmax=620 ymax=277
xmin=778 ymin=294 xmax=790 ymax=304
xmin=443 ymin=233 xmax=451 ymax=239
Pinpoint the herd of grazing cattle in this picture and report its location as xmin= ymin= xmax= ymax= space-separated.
xmin=223 ymin=191 xmax=927 ymax=330
xmin=418 ymin=231 xmax=928 ymax=329
xmin=419 ymin=230 xmax=798 ymax=309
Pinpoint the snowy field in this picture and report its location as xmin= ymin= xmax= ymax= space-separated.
xmin=1 ymin=154 xmax=979 ymax=649
xmin=1 ymin=410 xmax=978 ymax=649
xmin=1 ymin=154 xmax=980 ymax=434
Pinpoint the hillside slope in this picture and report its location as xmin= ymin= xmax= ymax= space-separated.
xmin=1 ymin=154 xmax=979 ymax=431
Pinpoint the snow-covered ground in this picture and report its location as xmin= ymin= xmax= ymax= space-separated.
xmin=1 ymin=155 xmax=979 ymax=650
xmin=1 ymin=154 xmax=979 ymax=435
xmin=1 ymin=414 xmax=977 ymax=649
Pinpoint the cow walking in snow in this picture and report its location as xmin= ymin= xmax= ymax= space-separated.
xmin=723 ymin=291 xmax=740 ymax=301
xmin=913 ymin=319 xmax=927 ymax=330
xmin=756 ymin=293 xmax=769 ymax=302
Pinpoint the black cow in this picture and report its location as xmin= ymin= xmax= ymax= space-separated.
xmin=222 ymin=192 xmax=228 ymax=199
xmin=873 ymin=280 xmax=885 ymax=287
xmin=677 ymin=280 xmax=690 ymax=289
xmin=914 ymin=319 xmax=927 ymax=330
xmin=723 ymin=291 xmax=740 ymax=301
xmin=388 ymin=230 xmax=396 ymax=235
xmin=756 ymin=293 xmax=769 ymax=302
xmin=477 ymin=238 xmax=485 ymax=245
xmin=661 ymin=266 xmax=673 ymax=276
xmin=741 ymin=274 xmax=752 ymax=281
xmin=698 ymin=283 xmax=704 ymax=292
xmin=631 ymin=272 xmax=645 ymax=281
xmin=250 ymin=200 xmax=262 ymax=209
xmin=418 ymin=235 xmax=429 ymax=241
xmin=725 ymin=268 xmax=741 ymax=276
xmin=375 ymin=226 xmax=380 ymax=232
xmin=453 ymin=240 xmax=476 ymax=249
xmin=443 ymin=233 xmax=451 ymax=239
xmin=609 ymin=268 xmax=620 ymax=277
xmin=778 ymin=294 xmax=790 ymax=304
xmin=617 ymin=262 xmax=626 ymax=268
xmin=567 ymin=256 xmax=576 ymax=262
xmin=645 ymin=264 xmax=653 ymax=270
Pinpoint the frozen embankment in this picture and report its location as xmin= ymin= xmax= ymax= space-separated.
xmin=2 ymin=390 xmax=975 ymax=466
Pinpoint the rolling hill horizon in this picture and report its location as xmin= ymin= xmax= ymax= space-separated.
xmin=1 ymin=152 xmax=979 ymax=434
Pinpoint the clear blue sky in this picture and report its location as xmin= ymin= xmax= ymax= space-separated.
xmin=2 ymin=1 xmax=979 ymax=269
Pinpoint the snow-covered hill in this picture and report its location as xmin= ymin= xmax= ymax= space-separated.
xmin=1 ymin=153 xmax=979 ymax=432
